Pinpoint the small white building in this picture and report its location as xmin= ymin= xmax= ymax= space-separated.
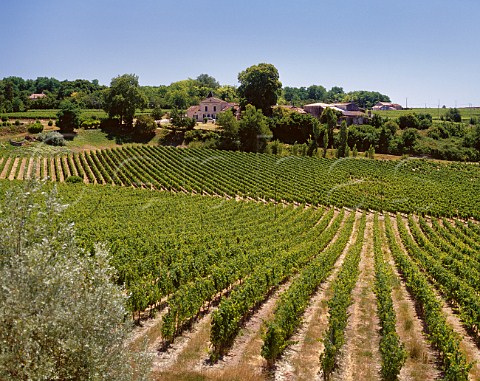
xmin=187 ymin=92 xmax=238 ymax=121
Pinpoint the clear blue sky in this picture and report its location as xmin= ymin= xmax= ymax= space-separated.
xmin=1 ymin=0 xmax=479 ymax=107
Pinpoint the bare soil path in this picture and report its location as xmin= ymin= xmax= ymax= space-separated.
xmin=272 ymin=211 xmax=359 ymax=381
xmin=385 ymin=215 xmax=441 ymax=381
xmin=331 ymin=213 xmax=381 ymax=381
xmin=8 ymin=157 xmax=19 ymax=180
xmin=16 ymin=157 xmax=27 ymax=180
xmin=0 ymin=157 xmax=11 ymax=179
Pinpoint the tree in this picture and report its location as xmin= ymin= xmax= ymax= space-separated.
xmin=103 ymin=74 xmax=147 ymax=126
xmin=237 ymin=63 xmax=282 ymax=116
xmin=170 ymin=107 xmax=196 ymax=130
xmin=401 ymin=128 xmax=419 ymax=152
xmin=238 ymin=104 xmax=271 ymax=152
xmin=320 ymin=107 xmax=337 ymax=148
xmin=398 ymin=113 xmax=419 ymax=130
xmin=134 ymin=114 xmax=156 ymax=140
xmin=337 ymin=120 xmax=349 ymax=158
xmin=56 ymin=100 xmax=81 ymax=133
xmin=445 ymin=107 xmax=462 ymax=123
xmin=196 ymin=74 xmax=220 ymax=89
xmin=0 ymin=181 xmax=150 ymax=380
xmin=217 ymin=110 xmax=240 ymax=150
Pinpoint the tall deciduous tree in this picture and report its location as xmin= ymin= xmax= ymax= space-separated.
xmin=103 ymin=74 xmax=147 ymax=126
xmin=56 ymin=100 xmax=81 ymax=133
xmin=238 ymin=105 xmax=271 ymax=152
xmin=237 ymin=63 xmax=282 ymax=116
xmin=320 ymin=107 xmax=337 ymax=148
xmin=217 ymin=110 xmax=240 ymax=150
xmin=337 ymin=120 xmax=349 ymax=158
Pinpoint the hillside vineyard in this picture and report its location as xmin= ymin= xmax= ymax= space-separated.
xmin=0 ymin=145 xmax=479 ymax=218
xmin=1 ymin=147 xmax=479 ymax=380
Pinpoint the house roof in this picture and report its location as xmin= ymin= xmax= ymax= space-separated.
xmin=29 ymin=93 xmax=46 ymax=100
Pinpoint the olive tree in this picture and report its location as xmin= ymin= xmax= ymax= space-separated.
xmin=0 ymin=181 xmax=151 ymax=381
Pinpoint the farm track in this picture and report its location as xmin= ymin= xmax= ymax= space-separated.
xmin=273 ymin=211 xmax=359 ymax=381
xmin=1 ymin=147 xmax=479 ymax=380
xmin=333 ymin=214 xmax=381 ymax=381
xmin=385 ymin=215 xmax=442 ymax=381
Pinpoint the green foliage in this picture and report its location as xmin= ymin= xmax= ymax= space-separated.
xmin=372 ymin=214 xmax=406 ymax=380
xmin=27 ymin=121 xmax=44 ymax=134
xmin=216 ymin=111 xmax=240 ymax=150
xmin=444 ymin=107 xmax=462 ymax=123
xmin=103 ymin=74 xmax=147 ymax=126
xmin=320 ymin=107 xmax=337 ymax=148
xmin=151 ymin=105 xmax=164 ymax=120
xmin=237 ymin=63 xmax=282 ymax=116
xmin=65 ymin=175 xmax=83 ymax=183
xmin=0 ymin=181 xmax=150 ymax=380
xmin=261 ymin=212 xmax=354 ymax=363
xmin=238 ymin=104 xmax=271 ymax=152
xmin=134 ymin=114 xmax=156 ymax=139
xmin=321 ymin=214 xmax=366 ymax=379
xmin=56 ymin=100 xmax=81 ymax=133
xmin=386 ymin=215 xmax=471 ymax=380
xmin=398 ymin=113 xmax=419 ymax=129
xmin=81 ymin=119 xmax=101 ymax=129
xmin=170 ymin=107 xmax=196 ymax=130
xmin=271 ymin=107 xmax=320 ymax=144
xmin=336 ymin=121 xmax=348 ymax=158
xmin=401 ymin=128 xmax=419 ymax=152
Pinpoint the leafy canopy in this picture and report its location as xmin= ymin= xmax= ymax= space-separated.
xmin=237 ymin=63 xmax=282 ymax=116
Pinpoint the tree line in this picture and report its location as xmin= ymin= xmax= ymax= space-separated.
xmin=0 ymin=68 xmax=390 ymax=113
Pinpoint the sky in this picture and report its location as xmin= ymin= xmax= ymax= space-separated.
xmin=1 ymin=0 xmax=479 ymax=107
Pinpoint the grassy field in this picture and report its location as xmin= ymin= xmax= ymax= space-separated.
xmin=0 ymin=108 xmax=154 ymax=120
xmin=373 ymin=107 xmax=480 ymax=122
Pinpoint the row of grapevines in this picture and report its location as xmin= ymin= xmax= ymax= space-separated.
xmin=209 ymin=209 xmax=346 ymax=360
xmin=27 ymin=145 xmax=479 ymax=219
xmin=261 ymin=211 xmax=356 ymax=363
xmin=372 ymin=214 xmax=406 ymax=381
xmin=442 ymin=218 xmax=480 ymax=252
xmin=399 ymin=216 xmax=480 ymax=335
xmin=385 ymin=214 xmax=471 ymax=380
xmin=160 ymin=207 xmax=334 ymax=344
xmin=320 ymin=213 xmax=366 ymax=379
xmin=414 ymin=217 xmax=480 ymax=291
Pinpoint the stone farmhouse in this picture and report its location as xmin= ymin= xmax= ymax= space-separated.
xmin=372 ymin=102 xmax=403 ymax=111
xmin=28 ymin=93 xmax=47 ymax=100
xmin=187 ymin=92 xmax=239 ymax=121
xmin=303 ymin=102 xmax=366 ymax=125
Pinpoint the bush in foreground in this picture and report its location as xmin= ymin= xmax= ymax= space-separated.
xmin=0 ymin=181 xmax=151 ymax=380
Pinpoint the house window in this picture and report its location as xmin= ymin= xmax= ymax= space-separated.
xmin=205 ymin=106 xmax=208 ymax=112
xmin=214 ymin=106 xmax=217 ymax=112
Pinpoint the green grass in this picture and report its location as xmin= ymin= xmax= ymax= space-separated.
xmin=0 ymin=109 xmax=153 ymax=120
xmin=373 ymin=107 xmax=480 ymax=122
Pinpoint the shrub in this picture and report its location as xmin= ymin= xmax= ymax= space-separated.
xmin=38 ymin=131 xmax=66 ymax=146
xmin=398 ymin=114 xmax=419 ymax=129
xmin=134 ymin=114 xmax=156 ymax=138
xmin=0 ymin=181 xmax=151 ymax=380
xmin=65 ymin=175 xmax=83 ymax=183
xmin=1 ymin=116 xmax=7 ymax=122
xmin=14 ymin=120 xmax=20 ymax=126
xmin=151 ymin=106 xmax=164 ymax=121
xmin=48 ymin=120 xmax=53 ymax=126
xmin=27 ymin=121 xmax=44 ymax=134
xmin=81 ymin=119 xmax=101 ymax=129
